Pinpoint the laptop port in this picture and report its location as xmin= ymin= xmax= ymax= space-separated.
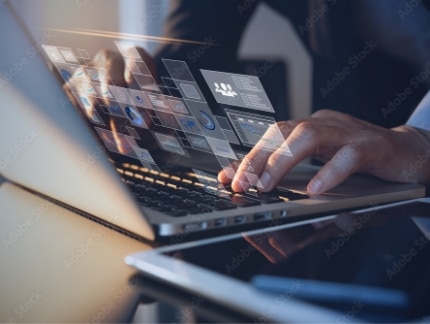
xmin=214 ymin=218 xmax=227 ymax=227
xmin=183 ymin=221 xmax=207 ymax=233
xmin=254 ymin=212 xmax=272 ymax=221
xmin=234 ymin=215 xmax=246 ymax=224
xmin=280 ymin=210 xmax=288 ymax=217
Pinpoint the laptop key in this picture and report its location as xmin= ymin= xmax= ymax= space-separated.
xmin=242 ymin=191 xmax=283 ymax=204
xmin=200 ymin=200 xmax=237 ymax=211
xmin=168 ymin=195 xmax=184 ymax=203
xmin=225 ymin=194 xmax=261 ymax=207
xmin=187 ymin=206 xmax=212 ymax=214
xmin=164 ymin=209 xmax=188 ymax=217
xmin=176 ymin=200 xmax=197 ymax=209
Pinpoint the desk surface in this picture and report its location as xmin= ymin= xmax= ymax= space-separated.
xmin=2 ymin=177 xmax=430 ymax=323
xmin=0 ymin=180 xmax=152 ymax=323
xmin=0 ymin=179 xmax=252 ymax=323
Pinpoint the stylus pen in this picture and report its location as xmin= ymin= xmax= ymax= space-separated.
xmin=251 ymin=275 xmax=410 ymax=312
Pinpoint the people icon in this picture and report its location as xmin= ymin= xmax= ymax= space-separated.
xmin=214 ymin=82 xmax=238 ymax=97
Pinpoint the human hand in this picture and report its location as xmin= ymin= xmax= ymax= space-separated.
xmin=243 ymin=210 xmax=392 ymax=263
xmin=242 ymin=221 xmax=336 ymax=263
xmin=218 ymin=109 xmax=430 ymax=195
xmin=64 ymin=46 xmax=157 ymax=104
xmin=63 ymin=46 xmax=157 ymax=155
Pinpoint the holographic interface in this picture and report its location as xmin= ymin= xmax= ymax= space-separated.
xmin=42 ymin=42 xmax=291 ymax=175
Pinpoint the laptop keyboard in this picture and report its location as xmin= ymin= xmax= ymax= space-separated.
xmin=118 ymin=164 xmax=308 ymax=217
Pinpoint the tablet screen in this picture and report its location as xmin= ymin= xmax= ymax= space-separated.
xmin=162 ymin=201 xmax=430 ymax=320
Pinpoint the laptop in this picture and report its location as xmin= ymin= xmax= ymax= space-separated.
xmin=0 ymin=1 xmax=425 ymax=242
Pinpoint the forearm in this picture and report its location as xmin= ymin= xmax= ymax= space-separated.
xmin=153 ymin=0 xmax=258 ymax=68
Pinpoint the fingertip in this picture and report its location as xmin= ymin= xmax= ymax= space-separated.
xmin=257 ymin=171 xmax=274 ymax=192
xmin=218 ymin=166 xmax=235 ymax=183
xmin=307 ymin=178 xmax=325 ymax=195
xmin=231 ymin=178 xmax=250 ymax=192
xmin=217 ymin=171 xmax=228 ymax=184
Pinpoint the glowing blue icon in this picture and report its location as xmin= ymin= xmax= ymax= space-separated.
xmin=125 ymin=106 xmax=146 ymax=127
xmin=60 ymin=69 xmax=72 ymax=82
xmin=199 ymin=111 xmax=215 ymax=130
xmin=79 ymin=96 xmax=91 ymax=107
xmin=135 ymin=95 xmax=144 ymax=104
xmin=182 ymin=119 xmax=196 ymax=130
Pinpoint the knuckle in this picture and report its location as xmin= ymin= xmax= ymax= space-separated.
xmin=93 ymin=49 xmax=118 ymax=61
xmin=278 ymin=120 xmax=298 ymax=132
xmin=311 ymin=108 xmax=334 ymax=118
xmin=340 ymin=144 xmax=364 ymax=164
xmin=368 ymin=131 xmax=388 ymax=146
xmin=265 ymin=122 xmax=282 ymax=136
xmin=293 ymin=121 xmax=318 ymax=141
xmin=239 ymin=155 xmax=258 ymax=173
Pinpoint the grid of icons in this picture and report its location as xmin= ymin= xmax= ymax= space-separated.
xmin=42 ymin=42 xmax=284 ymax=172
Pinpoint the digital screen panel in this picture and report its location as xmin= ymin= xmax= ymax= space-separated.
xmin=43 ymin=42 xmax=288 ymax=172
xmin=225 ymin=109 xmax=276 ymax=147
xmin=201 ymin=69 xmax=275 ymax=113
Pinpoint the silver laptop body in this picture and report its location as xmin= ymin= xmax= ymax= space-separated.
xmin=0 ymin=1 xmax=425 ymax=241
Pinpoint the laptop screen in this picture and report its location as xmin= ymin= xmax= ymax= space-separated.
xmin=15 ymin=0 xmax=289 ymax=176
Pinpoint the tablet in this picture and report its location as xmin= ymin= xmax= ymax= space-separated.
xmin=126 ymin=198 xmax=430 ymax=323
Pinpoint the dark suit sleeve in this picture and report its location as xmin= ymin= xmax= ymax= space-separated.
xmin=153 ymin=0 xmax=260 ymax=70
